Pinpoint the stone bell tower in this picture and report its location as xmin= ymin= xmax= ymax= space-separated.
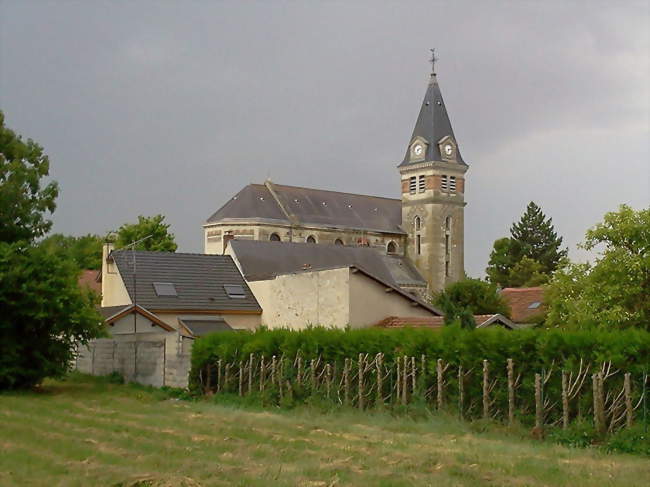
xmin=399 ymin=51 xmax=468 ymax=293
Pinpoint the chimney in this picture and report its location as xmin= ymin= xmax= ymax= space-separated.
xmin=100 ymin=242 xmax=115 ymax=307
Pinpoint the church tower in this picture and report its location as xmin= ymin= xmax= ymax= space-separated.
xmin=399 ymin=53 xmax=468 ymax=293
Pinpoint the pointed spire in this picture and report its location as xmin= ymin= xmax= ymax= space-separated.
xmin=399 ymin=51 xmax=467 ymax=167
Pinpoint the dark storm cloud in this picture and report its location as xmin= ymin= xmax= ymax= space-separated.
xmin=1 ymin=1 xmax=648 ymax=276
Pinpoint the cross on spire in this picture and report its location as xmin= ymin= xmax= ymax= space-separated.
xmin=429 ymin=48 xmax=438 ymax=75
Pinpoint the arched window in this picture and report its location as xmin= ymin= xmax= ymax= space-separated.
xmin=386 ymin=241 xmax=397 ymax=254
xmin=445 ymin=216 xmax=452 ymax=231
xmin=334 ymin=238 xmax=344 ymax=246
xmin=414 ymin=216 xmax=421 ymax=231
xmin=269 ymin=233 xmax=281 ymax=241
xmin=306 ymin=235 xmax=316 ymax=244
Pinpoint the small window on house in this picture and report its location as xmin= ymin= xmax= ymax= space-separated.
xmin=445 ymin=216 xmax=452 ymax=231
xmin=416 ymin=235 xmax=421 ymax=255
xmin=418 ymin=175 xmax=426 ymax=193
xmin=449 ymin=176 xmax=457 ymax=193
xmin=153 ymin=282 xmax=177 ymax=297
xmin=445 ymin=234 xmax=450 ymax=256
xmin=441 ymin=175 xmax=448 ymax=192
xmin=269 ymin=233 xmax=281 ymax=241
xmin=306 ymin=235 xmax=316 ymax=244
xmin=414 ymin=216 xmax=421 ymax=231
xmin=528 ymin=301 xmax=541 ymax=309
xmin=409 ymin=176 xmax=416 ymax=194
xmin=387 ymin=241 xmax=397 ymax=254
xmin=445 ymin=260 xmax=450 ymax=277
xmin=334 ymin=238 xmax=344 ymax=246
xmin=224 ymin=284 xmax=246 ymax=299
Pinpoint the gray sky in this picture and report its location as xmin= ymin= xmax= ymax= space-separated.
xmin=1 ymin=1 xmax=648 ymax=277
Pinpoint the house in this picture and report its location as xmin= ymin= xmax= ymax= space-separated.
xmin=100 ymin=243 xmax=262 ymax=337
xmin=500 ymin=287 xmax=546 ymax=325
xmin=375 ymin=314 xmax=516 ymax=330
xmin=203 ymin=59 xmax=468 ymax=295
xmin=226 ymin=239 xmax=442 ymax=329
xmin=78 ymin=269 xmax=101 ymax=294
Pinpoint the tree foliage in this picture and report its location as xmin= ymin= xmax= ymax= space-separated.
xmin=486 ymin=202 xmax=567 ymax=287
xmin=0 ymin=242 xmax=104 ymax=389
xmin=433 ymin=278 xmax=511 ymax=321
xmin=0 ymin=114 xmax=103 ymax=389
xmin=545 ymin=205 xmax=649 ymax=330
xmin=40 ymin=233 xmax=104 ymax=270
xmin=0 ymin=111 xmax=59 ymax=243
xmin=114 ymin=214 xmax=177 ymax=252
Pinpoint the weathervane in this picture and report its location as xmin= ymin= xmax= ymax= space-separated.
xmin=429 ymin=48 xmax=438 ymax=75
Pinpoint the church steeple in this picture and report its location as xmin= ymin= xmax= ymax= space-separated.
xmin=398 ymin=52 xmax=468 ymax=293
xmin=399 ymin=55 xmax=466 ymax=167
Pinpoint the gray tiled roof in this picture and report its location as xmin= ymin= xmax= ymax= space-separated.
xmin=111 ymin=251 xmax=261 ymax=313
xmin=229 ymin=240 xmax=426 ymax=288
xmin=399 ymin=74 xmax=467 ymax=167
xmin=179 ymin=317 xmax=233 ymax=337
xmin=207 ymin=182 xmax=405 ymax=235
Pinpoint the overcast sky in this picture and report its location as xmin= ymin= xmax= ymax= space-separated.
xmin=1 ymin=1 xmax=648 ymax=277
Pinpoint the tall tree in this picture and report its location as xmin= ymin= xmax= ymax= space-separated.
xmin=114 ymin=214 xmax=177 ymax=252
xmin=0 ymin=111 xmax=59 ymax=243
xmin=0 ymin=113 xmax=102 ymax=389
xmin=40 ymin=233 xmax=104 ymax=270
xmin=510 ymin=201 xmax=567 ymax=274
xmin=486 ymin=202 xmax=567 ymax=287
xmin=545 ymin=205 xmax=649 ymax=330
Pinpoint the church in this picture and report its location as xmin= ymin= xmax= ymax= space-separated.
xmin=203 ymin=58 xmax=468 ymax=296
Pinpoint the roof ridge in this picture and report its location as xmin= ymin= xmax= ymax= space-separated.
xmin=111 ymin=250 xmax=230 ymax=258
xmin=261 ymin=182 xmax=400 ymax=202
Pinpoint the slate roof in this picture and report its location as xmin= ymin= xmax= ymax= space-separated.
xmin=78 ymin=269 xmax=101 ymax=294
xmin=500 ymin=287 xmax=546 ymax=324
xmin=178 ymin=317 xmax=234 ymax=337
xmin=206 ymin=182 xmax=404 ymax=235
xmin=228 ymin=239 xmax=427 ymax=288
xmin=399 ymin=73 xmax=467 ymax=167
xmin=111 ymin=251 xmax=261 ymax=313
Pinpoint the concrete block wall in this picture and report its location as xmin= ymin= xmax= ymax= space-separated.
xmin=75 ymin=332 xmax=193 ymax=389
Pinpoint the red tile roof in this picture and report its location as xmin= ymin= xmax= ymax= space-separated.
xmin=78 ymin=269 xmax=101 ymax=294
xmin=500 ymin=287 xmax=545 ymax=323
xmin=375 ymin=314 xmax=514 ymax=329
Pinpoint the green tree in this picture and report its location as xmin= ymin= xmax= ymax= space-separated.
xmin=0 ymin=114 xmax=103 ymax=389
xmin=0 ymin=242 xmax=103 ymax=389
xmin=114 ymin=215 xmax=177 ymax=252
xmin=486 ymin=202 xmax=567 ymax=287
xmin=0 ymin=111 xmax=59 ymax=243
xmin=545 ymin=205 xmax=649 ymax=330
xmin=40 ymin=233 xmax=103 ymax=270
xmin=433 ymin=278 xmax=511 ymax=317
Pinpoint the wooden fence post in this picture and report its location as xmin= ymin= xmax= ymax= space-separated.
xmin=297 ymin=356 xmax=303 ymax=387
xmin=411 ymin=356 xmax=416 ymax=397
xmin=344 ymin=358 xmax=350 ymax=406
xmin=482 ymin=360 xmax=490 ymax=420
xmin=310 ymin=359 xmax=317 ymax=390
xmin=561 ymin=370 xmax=569 ymax=429
xmin=325 ymin=363 xmax=332 ymax=398
xmin=358 ymin=353 xmax=365 ymax=410
xmin=271 ymin=355 xmax=277 ymax=386
xmin=396 ymin=359 xmax=401 ymax=405
xmin=238 ymin=361 xmax=243 ymax=397
xmin=624 ymin=373 xmax=633 ymax=428
xmin=458 ymin=365 xmax=464 ymax=420
xmin=217 ymin=359 xmax=222 ymax=393
xmin=421 ymin=355 xmax=426 ymax=391
xmin=402 ymin=356 xmax=408 ymax=405
xmin=259 ymin=356 xmax=265 ymax=392
xmin=224 ymin=363 xmax=230 ymax=393
xmin=248 ymin=354 xmax=254 ymax=394
xmin=436 ymin=359 xmax=444 ymax=410
xmin=507 ymin=358 xmax=515 ymax=426
xmin=376 ymin=354 xmax=383 ymax=407
xmin=535 ymin=373 xmax=543 ymax=431
xmin=595 ymin=372 xmax=606 ymax=435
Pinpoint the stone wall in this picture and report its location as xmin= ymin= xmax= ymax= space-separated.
xmin=75 ymin=332 xmax=193 ymax=388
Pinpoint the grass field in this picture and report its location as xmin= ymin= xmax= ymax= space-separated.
xmin=1 ymin=375 xmax=649 ymax=486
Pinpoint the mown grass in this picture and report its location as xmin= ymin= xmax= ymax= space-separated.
xmin=0 ymin=374 xmax=649 ymax=486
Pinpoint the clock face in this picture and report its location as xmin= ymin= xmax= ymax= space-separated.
xmin=413 ymin=144 xmax=424 ymax=156
xmin=444 ymin=144 xmax=453 ymax=156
